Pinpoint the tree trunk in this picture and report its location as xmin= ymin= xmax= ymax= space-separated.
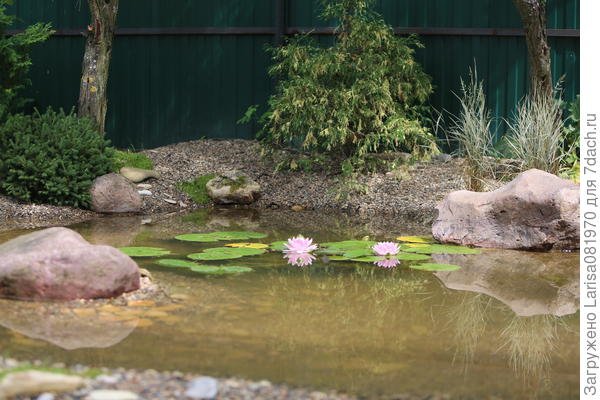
xmin=513 ymin=0 xmax=553 ymax=98
xmin=78 ymin=0 xmax=119 ymax=135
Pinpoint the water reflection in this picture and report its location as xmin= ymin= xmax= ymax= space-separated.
xmin=375 ymin=258 xmax=401 ymax=268
xmin=284 ymin=251 xmax=316 ymax=267
xmin=0 ymin=300 xmax=138 ymax=350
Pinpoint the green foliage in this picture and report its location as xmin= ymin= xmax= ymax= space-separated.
xmin=112 ymin=149 xmax=153 ymax=172
xmin=177 ymin=174 xmax=215 ymax=205
xmin=251 ymin=0 xmax=436 ymax=172
xmin=560 ymin=95 xmax=579 ymax=181
xmin=0 ymin=108 xmax=114 ymax=207
xmin=506 ymin=93 xmax=564 ymax=175
xmin=449 ymin=68 xmax=496 ymax=191
xmin=0 ymin=0 xmax=53 ymax=121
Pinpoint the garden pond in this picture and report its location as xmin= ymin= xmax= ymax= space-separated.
xmin=0 ymin=210 xmax=579 ymax=399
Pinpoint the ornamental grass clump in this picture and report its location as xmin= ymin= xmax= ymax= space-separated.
xmin=448 ymin=69 xmax=496 ymax=191
xmin=506 ymin=92 xmax=564 ymax=175
xmin=254 ymin=0 xmax=437 ymax=173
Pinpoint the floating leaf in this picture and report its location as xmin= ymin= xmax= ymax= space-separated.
xmin=174 ymin=233 xmax=220 ymax=243
xmin=410 ymin=263 xmax=461 ymax=271
xmin=343 ymin=248 xmax=374 ymax=258
xmin=270 ymin=241 xmax=286 ymax=251
xmin=175 ymin=231 xmax=268 ymax=242
xmin=224 ymin=242 xmax=269 ymax=249
xmin=188 ymin=247 xmax=266 ymax=261
xmin=396 ymin=235 xmax=436 ymax=244
xmin=157 ymin=259 xmax=200 ymax=269
xmin=402 ymin=243 xmax=431 ymax=248
xmin=119 ymin=247 xmax=171 ymax=257
xmin=327 ymin=255 xmax=351 ymax=261
xmin=351 ymin=256 xmax=385 ymax=263
xmin=403 ymin=244 xmax=480 ymax=255
xmin=190 ymin=265 xmax=254 ymax=275
xmin=321 ymin=240 xmax=376 ymax=250
xmin=395 ymin=253 xmax=431 ymax=261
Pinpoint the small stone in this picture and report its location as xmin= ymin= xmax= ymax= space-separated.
xmin=120 ymin=167 xmax=159 ymax=183
xmin=36 ymin=393 xmax=55 ymax=400
xmin=86 ymin=390 xmax=139 ymax=400
xmin=291 ymin=205 xmax=304 ymax=212
xmin=90 ymin=173 xmax=142 ymax=214
xmin=433 ymin=153 xmax=452 ymax=163
xmin=185 ymin=377 xmax=219 ymax=399
xmin=163 ymin=198 xmax=177 ymax=204
xmin=137 ymin=190 xmax=152 ymax=196
xmin=136 ymin=184 xmax=152 ymax=190
xmin=95 ymin=374 xmax=120 ymax=385
xmin=0 ymin=371 xmax=85 ymax=398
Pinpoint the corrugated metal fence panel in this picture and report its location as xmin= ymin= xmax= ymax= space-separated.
xmin=8 ymin=0 xmax=579 ymax=149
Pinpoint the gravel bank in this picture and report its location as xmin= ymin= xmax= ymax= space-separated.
xmin=0 ymin=357 xmax=451 ymax=400
xmin=0 ymin=139 xmax=467 ymax=230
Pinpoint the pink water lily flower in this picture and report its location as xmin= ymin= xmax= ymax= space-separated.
xmin=375 ymin=258 xmax=400 ymax=269
xmin=372 ymin=241 xmax=400 ymax=256
xmin=285 ymin=252 xmax=316 ymax=267
xmin=283 ymin=236 xmax=318 ymax=254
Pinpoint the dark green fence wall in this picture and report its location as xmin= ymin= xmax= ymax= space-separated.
xmin=8 ymin=0 xmax=579 ymax=149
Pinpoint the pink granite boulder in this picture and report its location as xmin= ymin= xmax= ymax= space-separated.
xmin=432 ymin=169 xmax=579 ymax=250
xmin=0 ymin=227 xmax=140 ymax=300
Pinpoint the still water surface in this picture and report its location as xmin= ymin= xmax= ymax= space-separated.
xmin=0 ymin=210 xmax=579 ymax=399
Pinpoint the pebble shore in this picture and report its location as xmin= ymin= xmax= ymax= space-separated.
xmin=0 ymin=139 xmax=467 ymax=231
xmin=0 ymin=357 xmax=453 ymax=400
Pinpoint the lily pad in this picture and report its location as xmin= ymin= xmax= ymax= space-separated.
xmin=403 ymin=244 xmax=481 ymax=255
xmin=343 ymin=248 xmax=374 ymax=258
xmin=270 ymin=241 xmax=286 ymax=251
xmin=157 ymin=259 xmax=200 ymax=269
xmin=224 ymin=242 xmax=269 ymax=249
xmin=395 ymin=253 xmax=432 ymax=261
xmin=190 ymin=265 xmax=254 ymax=275
xmin=351 ymin=256 xmax=386 ymax=263
xmin=175 ymin=231 xmax=267 ymax=242
xmin=396 ymin=235 xmax=436 ymax=244
xmin=327 ymin=255 xmax=351 ymax=261
xmin=188 ymin=247 xmax=266 ymax=261
xmin=321 ymin=240 xmax=376 ymax=250
xmin=410 ymin=263 xmax=461 ymax=271
xmin=119 ymin=247 xmax=171 ymax=257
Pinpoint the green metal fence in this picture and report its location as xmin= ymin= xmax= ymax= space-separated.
xmin=8 ymin=0 xmax=580 ymax=149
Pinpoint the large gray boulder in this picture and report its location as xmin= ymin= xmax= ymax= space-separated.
xmin=0 ymin=227 xmax=140 ymax=300
xmin=432 ymin=169 xmax=579 ymax=250
xmin=90 ymin=173 xmax=142 ymax=213
xmin=206 ymin=170 xmax=261 ymax=205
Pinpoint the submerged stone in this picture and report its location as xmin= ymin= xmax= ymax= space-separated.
xmin=206 ymin=170 xmax=261 ymax=205
xmin=432 ymin=169 xmax=579 ymax=250
xmin=0 ymin=227 xmax=140 ymax=301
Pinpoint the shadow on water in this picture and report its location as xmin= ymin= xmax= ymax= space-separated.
xmin=0 ymin=209 xmax=580 ymax=399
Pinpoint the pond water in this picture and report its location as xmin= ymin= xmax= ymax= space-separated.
xmin=0 ymin=210 xmax=579 ymax=399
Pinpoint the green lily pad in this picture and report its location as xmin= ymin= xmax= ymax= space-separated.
xmin=351 ymin=256 xmax=386 ymax=263
xmin=175 ymin=231 xmax=268 ymax=242
xmin=321 ymin=240 xmax=376 ymax=250
xmin=403 ymin=244 xmax=480 ymax=255
xmin=343 ymin=248 xmax=374 ymax=258
xmin=188 ymin=247 xmax=266 ymax=261
xmin=410 ymin=263 xmax=462 ymax=271
xmin=395 ymin=253 xmax=432 ymax=261
xmin=157 ymin=259 xmax=200 ymax=269
xmin=270 ymin=241 xmax=286 ymax=251
xmin=119 ymin=247 xmax=171 ymax=257
xmin=190 ymin=265 xmax=254 ymax=275
xmin=327 ymin=255 xmax=351 ymax=261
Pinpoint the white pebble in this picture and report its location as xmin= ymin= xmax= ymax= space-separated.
xmin=86 ymin=390 xmax=139 ymax=400
xmin=138 ymin=190 xmax=152 ymax=196
xmin=185 ymin=376 xmax=219 ymax=399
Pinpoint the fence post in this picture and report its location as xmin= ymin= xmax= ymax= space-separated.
xmin=275 ymin=0 xmax=286 ymax=45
